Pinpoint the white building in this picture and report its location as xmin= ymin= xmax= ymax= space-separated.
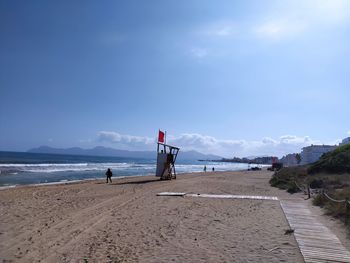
xmin=340 ymin=137 xmax=350 ymax=146
xmin=300 ymin=145 xmax=337 ymax=165
xmin=280 ymin=153 xmax=298 ymax=167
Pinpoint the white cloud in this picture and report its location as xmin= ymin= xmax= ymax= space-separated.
xmin=255 ymin=22 xmax=283 ymax=37
xmin=188 ymin=21 xmax=237 ymax=58
xmin=188 ymin=0 xmax=350 ymax=52
xmin=168 ymin=133 xmax=323 ymax=157
xmin=200 ymin=22 xmax=238 ymax=37
xmin=330 ymin=138 xmax=342 ymax=145
xmin=254 ymin=19 xmax=306 ymax=40
xmin=307 ymin=0 xmax=350 ymax=24
xmin=215 ymin=26 xmax=234 ymax=36
xmin=279 ymin=135 xmax=312 ymax=144
xmin=97 ymin=131 xmax=154 ymax=150
xmin=168 ymin=133 xmax=244 ymax=155
xmin=347 ymin=131 xmax=350 ymax=135
xmin=96 ymin=131 xmax=325 ymax=158
xmin=190 ymin=47 xmax=208 ymax=58
xmin=169 ymin=134 xmax=319 ymax=157
xmin=254 ymin=0 xmax=350 ymax=40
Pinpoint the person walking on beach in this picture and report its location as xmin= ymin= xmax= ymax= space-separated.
xmin=212 ymin=167 xmax=215 ymax=172
xmin=105 ymin=168 xmax=112 ymax=183
xmin=204 ymin=165 xmax=207 ymax=172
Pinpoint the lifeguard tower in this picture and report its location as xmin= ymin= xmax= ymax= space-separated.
xmin=156 ymin=130 xmax=180 ymax=180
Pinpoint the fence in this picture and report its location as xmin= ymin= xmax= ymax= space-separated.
xmin=322 ymin=191 xmax=350 ymax=212
xmin=295 ymin=181 xmax=350 ymax=213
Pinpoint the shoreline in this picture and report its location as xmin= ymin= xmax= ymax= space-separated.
xmin=0 ymin=168 xmax=250 ymax=190
xmin=0 ymin=175 xmax=133 ymax=191
xmin=0 ymin=157 xmax=253 ymax=188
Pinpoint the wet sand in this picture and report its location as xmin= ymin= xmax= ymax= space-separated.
xmin=0 ymin=170 xmax=323 ymax=262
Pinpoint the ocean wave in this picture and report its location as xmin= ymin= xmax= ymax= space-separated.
xmin=0 ymin=162 xmax=129 ymax=167
xmin=0 ymin=162 xmax=149 ymax=174
xmin=0 ymin=161 xmax=255 ymax=180
xmin=0 ymin=162 xmax=254 ymax=174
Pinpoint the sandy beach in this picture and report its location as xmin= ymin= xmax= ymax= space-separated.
xmin=0 ymin=170 xmax=347 ymax=262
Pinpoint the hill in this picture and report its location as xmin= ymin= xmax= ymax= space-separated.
xmin=27 ymin=146 xmax=222 ymax=161
xmin=308 ymin=144 xmax=350 ymax=174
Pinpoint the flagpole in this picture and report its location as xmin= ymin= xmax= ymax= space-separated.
xmin=165 ymin=131 xmax=167 ymax=145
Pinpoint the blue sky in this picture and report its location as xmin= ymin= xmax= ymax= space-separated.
xmin=1 ymin=0 xmax=350 ymax=157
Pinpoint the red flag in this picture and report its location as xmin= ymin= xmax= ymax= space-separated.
xmin=158 ymin=130 xmax=165 ymax=143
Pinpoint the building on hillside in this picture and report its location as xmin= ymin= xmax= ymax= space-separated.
xmin=253 ymin=156 xmax=277 ymax=164
xmin=340 ymin=137 xmax=350 ymax=146
xmin=300 ymin=145 xmax=337 ymax=165
xmin=280 ymin=153 xmax=298 ymax=167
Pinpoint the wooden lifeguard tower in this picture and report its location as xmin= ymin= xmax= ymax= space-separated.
xmin=156 ymin=130 xmax=180 ymax=180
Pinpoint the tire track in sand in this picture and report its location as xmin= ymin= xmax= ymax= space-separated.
xmin=16 ymin=180 xmax=166 ymax=262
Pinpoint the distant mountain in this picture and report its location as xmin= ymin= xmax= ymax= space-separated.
xmin=27 ymin=146 xmax=222 ymax=161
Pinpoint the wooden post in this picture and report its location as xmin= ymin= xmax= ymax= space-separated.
xmin=307 ymin=185 xmax=311 ymax=199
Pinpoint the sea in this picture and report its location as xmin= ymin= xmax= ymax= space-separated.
xmin=0 ymin=151 xmax=251 ymax=188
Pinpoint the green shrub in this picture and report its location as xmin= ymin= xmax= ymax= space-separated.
xmin=313 ymin=193 xmax=326 ymax=206
xmin=287 ymin=184 xmax=299 ymax=194
xmin=308 ymin=144 xmax=350 ymax=174
xmin=309 ymin=179 xmax=324 ymax=188
xmin=269 ymin=166 xmax=308 ymax=193
xmin=313 ymin=188 xmax=350 ymax=230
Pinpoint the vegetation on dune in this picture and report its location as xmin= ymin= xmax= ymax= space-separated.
xmin=269 ymin=144 xmax=350 ymax=231
xmin=312 ymin=186 xmax=350 ymax=228
xmin=308 ymin=144 xmax=350 ymax=174
xmin=269 ymin=166 xmax=308 ymax=193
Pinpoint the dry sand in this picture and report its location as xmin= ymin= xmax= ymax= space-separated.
xmin=0 ymin=170 xmax=344 ymax=262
